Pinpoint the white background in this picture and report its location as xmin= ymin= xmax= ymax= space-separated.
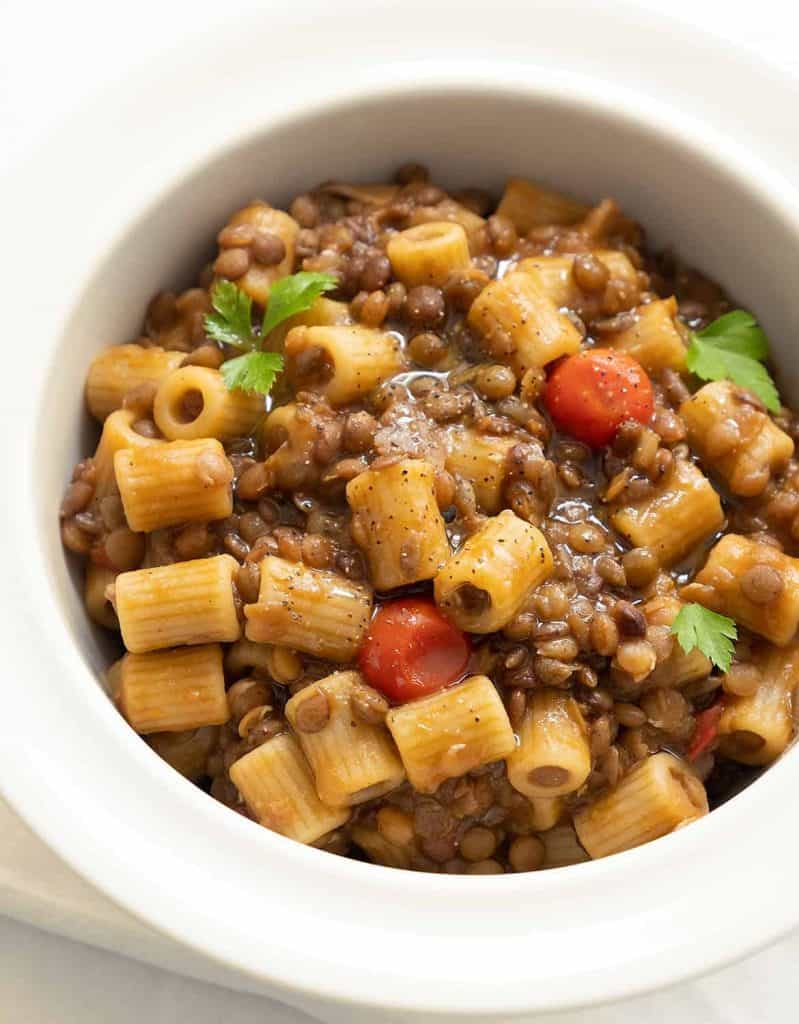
xmin=3 ymin=0 xmax=799 ymax=1021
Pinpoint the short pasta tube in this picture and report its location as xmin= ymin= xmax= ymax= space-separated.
xmin=409 ymin=198 xmax=486 ymax=250
xmin=386 ymin=675 xmax=515 ymax=793
xmin=85 ymin=564 xmax=119 ymax=630
xmin=217 ymin=201 xmax=299 ymax=305
xmin=574 ymin=752 xmax=708 ymax=859
xmin=267 ymin=296 xmax=352 ymax=352
xmin=115 ymin=438 xmax=233 ymax=532
xmin=444 ymin=428 xmax=516 ymax=514
xmin=285 ymin=671 xmax=405 ymax=807
xmin=643 ymin=596 xmax=711 ymax=689
xmin=153 ymin=366 xmax=264 ymax=441
xmin=517 ymin=251 xmax=641 ymax=318
xmin=680 ymin=380 xmax=794 ymax=497
xmin=386 ymin=221 xmax=471 ymax=287
xmin=496 ymin=177 xmax=588 ymax=233
xmin=539 ymin=825 xmax=590 ymax=869
xmin=467 ymin=270 xmax=582 ymax=375
xmin=604 ymin=297 xmax=688 ymax=373
xmin=92 ymin=408 xmax=164 ymax=498
xmin=230 ymin=733 xmax=350 ymax=844
xmin=681 ymin=534 xmax=799 ymax=646
xmin=284 ymin=324 xmax=404 ymax=405
xmin=117 ymin=644 xmax=228 ymax=733
xmin=507 ymin=690 xmax=591 ymax=799
xmin=115 ymin=554 xmax=241 ymax=653
xmin=718 ymin=643 xmax=799 ymax=764
xmin=347 ymin=459 xmax=450 ymax=591
xmin=610 ymin=458 xmax=724 ymax=567
xmin=244 ymin=556 xmax=373 ymax=662
xmin=86 ymin=344 xmax=184 ymax=421
xmin=434 ymin=510 xmax=553 ymax=633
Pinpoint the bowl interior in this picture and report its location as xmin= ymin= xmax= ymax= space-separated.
xmin=20 ymin=81 xmax=799 ymax=1018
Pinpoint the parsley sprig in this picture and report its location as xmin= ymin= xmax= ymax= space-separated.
xmin=686 ymin=310 xmax=780 ymax=412
xmin=671 ymin=603 xmax=737 ymax=673
xmin=204 ymin=271 xmax=337 ymax=395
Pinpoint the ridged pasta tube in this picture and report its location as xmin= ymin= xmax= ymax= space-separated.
xmin=574 ymin=752 xmax=708 ymax=859
xmin=610 ymin=458 xmax=724 ymax=567
xmin=539 ymin=824 xmax=590 ymax=868
xmin=444 ymin=428 xmax=516 ymax=514
xmin=386 ymin=221 xmax=471 ymax=287
xmin=351 ymin=823 xmax=414 ymax=870
xmin=435 ymin=510 xmax=553 ymax=633
xmin=115 ymin=554 xmax=241 ymax=653
xmin=496 ymin=178 xmax=588 ymax=232
xmin=507 ymin=690 xmax=591 ymax=799
xmin=604 ymin=297 xmax=688 ymax=373
xmin=681 ymin=534 xmax=799 ymax=646
xmin=643 ymin=596 xmax=711 ymax=688
xmin=117 ymin=644 xmax=229 ymax=733
xmin=347 ymin=459 xmax=450 ymax=591
xmin=284 ymin=325 xmax=404 ymax=406
xmin=86 ymin=344 xmax=183 ymax=420
xmin=115 ymin=438 xmax=234 ymax=532
xmin=230 ymin=733 xmax=349 ymax=844
xmin=467 ymin=270 xmax=582 ymax=375
xmin=244 ymin=556 xmax=373 ymax=662
xmin=218 ymin=201 xmax=299 ymax=306
xmin=85 ymin=565 xmax=118 ymax=629
xmin=93 ymin=408 xmax=164 ymax=498
xmin=386 ymin=675 xmax=516 ymax=793
xmin=285 ymin=671 xmax=405 ymax=807
xmin=680 ymin=381 xmax=794 ymax=497
xmin=268 ymin=296 xmax=352 ymax=351
xmin=719 ymin=643 xmax=798 ymax=764
xmin=409 ymin=198 xmax=486 ymax=250
xmin=153 ymin=366 xmax=264 ymax=441
xmin=517 ymin=251 xmax=641 ymax=316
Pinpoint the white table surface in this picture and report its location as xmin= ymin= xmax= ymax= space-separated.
xmin=3 ymin=0 xmax=799 ymax=1020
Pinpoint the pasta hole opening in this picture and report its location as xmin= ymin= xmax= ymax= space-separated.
xmin=529 ymin=765 xmax=570 ymax=788
xmin=173 ymin=388 xmax=205 ymax=424
xmin=449 ymin=583 xmax=491 ymax=621
xmin=292 ymin=345 xmax=334 ymax=389
xmin=726 ymin=729 xmax=766 ymax=755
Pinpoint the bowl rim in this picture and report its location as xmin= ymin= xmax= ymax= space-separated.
xmin=2 ymin=3 xmax=799 ymax=1017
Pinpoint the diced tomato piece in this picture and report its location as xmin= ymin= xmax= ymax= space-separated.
xmin=543 ymin=348 xmax=654 ymax=448
xmin=358 ymin=597 xmax=471 ymax=702
xmin=687 ymin=699 xmax=725 ymax=761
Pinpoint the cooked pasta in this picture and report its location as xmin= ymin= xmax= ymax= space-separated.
xmin=347 ymin=458 xmax=450 ymax=591
xmin=115 ymin=438 xmax=234 ymax=532
xmin=117 ymin=644 xmax=229 ymax=733
xmin=434 ymin=510 xmax=553 ymax=632
xmin=60 ymin=164 xmax=799 ymax=875
xmin=153 ymin=366 xmax=264 ymax=441
xmin=244 ymin=556 xmax=373 ymax=661
xmin=285 ymin=671 xmax=405 ymax=807
xmin=115 ymin=555 xmax=240 ymax=653
xmin=86 ymin=344 xmax=184 ymax=420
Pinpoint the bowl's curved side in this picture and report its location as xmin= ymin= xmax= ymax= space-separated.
xmin=2 ymin=5 xmax=799 ymax=1021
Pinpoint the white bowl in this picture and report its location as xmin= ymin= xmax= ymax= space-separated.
xmin=3 ymin=4 xmax=799 ymax=1022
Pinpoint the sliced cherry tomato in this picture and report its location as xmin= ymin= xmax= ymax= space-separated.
xmin=687 ymin=699 xmax=725 ymax=761
xmin=544 ymin=348 xmax=654 ymax=448
xmin=358 ymin=597 xmax=471 ymax=702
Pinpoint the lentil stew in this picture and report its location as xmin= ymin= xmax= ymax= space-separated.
xmin=60 ymin=166 xmax=799 ymax=873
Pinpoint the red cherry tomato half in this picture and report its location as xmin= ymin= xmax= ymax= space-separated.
xmin=544 ymin=348 xmax=654 ymax=448
xmin=358 ymin=597 xmax=471 ymax=702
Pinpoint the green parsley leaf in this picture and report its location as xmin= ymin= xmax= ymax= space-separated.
xmin=686 ymin=309 xmax=780 ymax=412
xmin=204 ymin=280 xmax=256 ymax=350
xmin=670 ymin=603 xmax=737 ymax=673
xmin=260 ymin=271 xmax=337 ymax=337
xmin=220 ymin=351 xmax=284 ymax=395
